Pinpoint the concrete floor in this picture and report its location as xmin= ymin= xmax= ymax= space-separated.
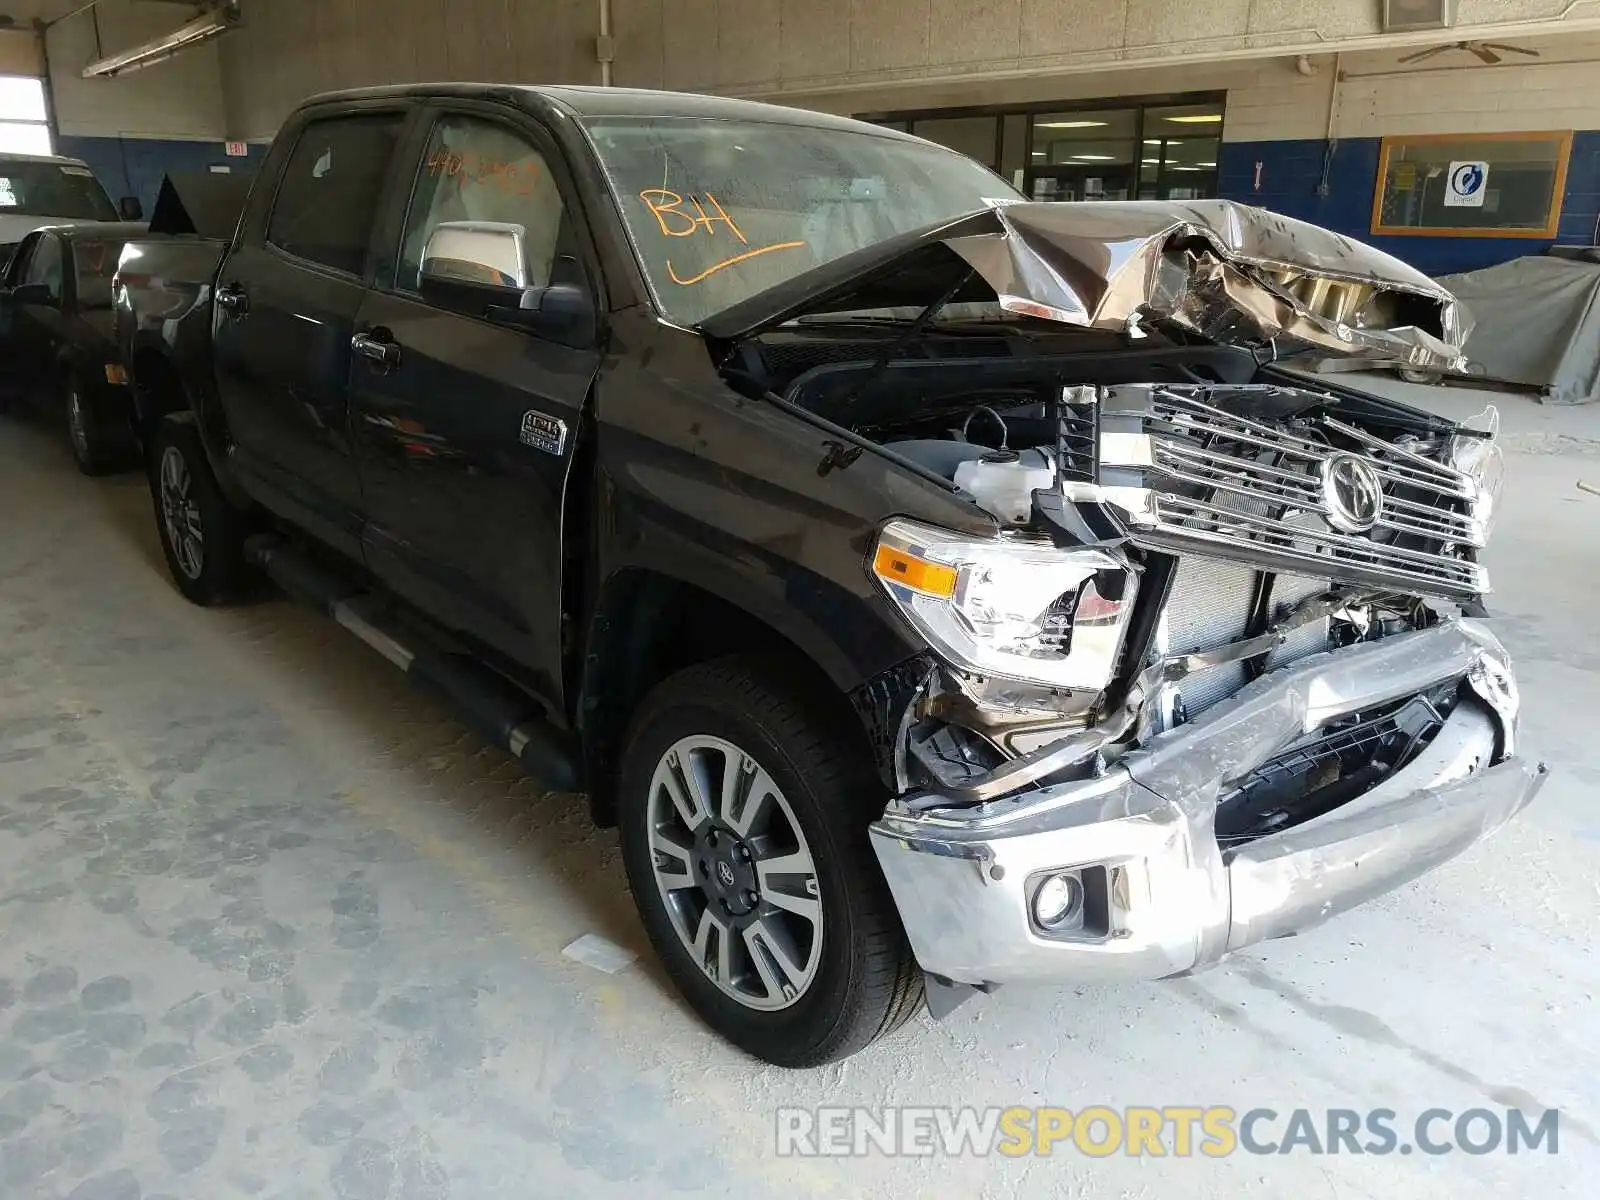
xmin=1 ymin=383 xmax=1597 ymax=1199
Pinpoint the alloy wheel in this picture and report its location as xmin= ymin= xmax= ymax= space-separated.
xmin=158 ymin=445 xmax=205 ymax=580
xmin=645 ymin=735 xmax=823 ymax=1011
xmin=66 ymin=387 xmax=89 ymax=460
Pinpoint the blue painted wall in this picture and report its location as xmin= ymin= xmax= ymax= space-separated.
xmin=1219 ymin=131 xmax=1600 ymax=276
xmin=54 ymin=135 xmax=269 ymax=217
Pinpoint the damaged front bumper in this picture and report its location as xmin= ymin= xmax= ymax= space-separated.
xmin=869 ymin=620 xmax=1546 ymax=987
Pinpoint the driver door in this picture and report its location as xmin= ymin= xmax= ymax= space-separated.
xmin=349 ymin=106 xmax=602 ymax=707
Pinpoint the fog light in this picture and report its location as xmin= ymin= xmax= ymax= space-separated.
xmin=1032 ymin=871 xmax=1084 ymax=930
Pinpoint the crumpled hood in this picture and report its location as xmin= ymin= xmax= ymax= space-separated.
xmin=701 ymin=199 xmax=1468 ymax=371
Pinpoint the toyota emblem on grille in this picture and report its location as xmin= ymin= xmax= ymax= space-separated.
xmin=1320 ymin=453 xmax=1384 ymax=533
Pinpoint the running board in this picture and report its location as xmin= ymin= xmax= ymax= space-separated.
xmin=245 ymin=536 xmax=578 ymax=791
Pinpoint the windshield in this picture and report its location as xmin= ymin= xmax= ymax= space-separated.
xmin=73 ymin=237 xmax=134 ymax=307
xmin=0 ymin=160 xmax=118 ymax=221
xmin=582 ymin=116 xmax=1017 ymax=326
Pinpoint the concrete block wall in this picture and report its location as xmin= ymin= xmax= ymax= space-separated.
xmin=34 ymin=0 xmax=1590 ymax=273
xmin=44 ymin=2 xmax=227 ymax=141
xmin=607 ymin=0 xmax=1600 ymax=98
xmin=218 ymin=0 xmax=602 ymax=141
xmin=1217 ymin=37 xmax=1600 ymax=272
xmin=18 ymin=2 xmax=238 ymax=213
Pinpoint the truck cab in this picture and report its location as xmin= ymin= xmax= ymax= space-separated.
xmin=119 ymin=84 xmax=1541 ymax=1067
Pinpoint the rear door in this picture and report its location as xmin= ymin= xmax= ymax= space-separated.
xmin=0 ymin=232 xmax=64 ymax=395
xmin=211 ymin=107 xmax=410 ymax=559
xmin=349 ymin=104 xmax=603 ymax=706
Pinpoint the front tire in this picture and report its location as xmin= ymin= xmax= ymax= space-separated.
xmin=64 ymin=374 xmax=131 ymax=476
xmin=148 ymin=415 xmax=251 ymax=605
xmin=618 ymin=656 xmax=923 ymax=1066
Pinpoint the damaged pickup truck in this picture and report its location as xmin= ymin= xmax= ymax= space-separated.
xmin=115 ymin=85 xmax=1544 ymax=1067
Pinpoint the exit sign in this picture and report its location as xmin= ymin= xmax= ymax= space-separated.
xmin=224 ymin=140 xmax=248 ymax=157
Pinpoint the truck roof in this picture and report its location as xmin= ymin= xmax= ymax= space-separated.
xmin=298 ymin=83 xmax=918 ymax=141
xmin=0 ymin=151 xmax=95 ymax=168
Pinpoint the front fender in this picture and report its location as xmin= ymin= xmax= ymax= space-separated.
xmin=591 ymin=312 xmax=989 ymax=695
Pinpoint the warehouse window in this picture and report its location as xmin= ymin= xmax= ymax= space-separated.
xmin=1371 ymin=132 xmax=1572 ymax=238
xmin=0 ymin=75 xmax=51 ymax=156
xmin=860 ymin=93 xmax=1224 ymax=201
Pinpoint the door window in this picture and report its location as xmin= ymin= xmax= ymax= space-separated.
xmin=397 ymin=115 xmax=573 ymax=300
xmin=22 ymin=233 xmax=61 ymax=302
xmin=266 ymin=112 xmax=404 ymax=276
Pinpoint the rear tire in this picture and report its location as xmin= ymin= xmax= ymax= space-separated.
xmin=618 ymin=656 xmax=923 ymax=1067
xmin=148 ymin=415 xmax=252 ymax=605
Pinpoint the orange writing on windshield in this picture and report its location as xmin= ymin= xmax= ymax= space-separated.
xmin=666 ymin=242 xmax=805 ymax=286
xmin=640 ymin=189 xmax=748 ymax=243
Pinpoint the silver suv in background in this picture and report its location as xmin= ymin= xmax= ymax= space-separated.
xmin=0 ymin=152 xmax=138 ymax=266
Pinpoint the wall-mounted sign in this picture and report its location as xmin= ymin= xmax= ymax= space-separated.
xmin=1372 ymin=132 xmax=1570 ymax=238
xmin=1443 ymin=160 xmax=1489 ymax=207
xmin=225 ymin=140 xmax=249 ymax=157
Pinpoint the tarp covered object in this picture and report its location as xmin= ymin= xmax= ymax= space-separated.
xmin=1438 ymin=255 xmax=1600 ymax=405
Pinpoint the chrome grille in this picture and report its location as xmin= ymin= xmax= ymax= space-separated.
xmin=1103 ymin=385 xmax=1487 ymax=598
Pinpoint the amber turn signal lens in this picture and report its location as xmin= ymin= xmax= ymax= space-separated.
xmin=872 ymin=545 xmax=958 ymax=598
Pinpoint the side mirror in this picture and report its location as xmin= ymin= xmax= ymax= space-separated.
xmin=420 ymin=221 xmax=594 ymax=347
xmin=10 ymin=282 xmax=57 ymax=307
xmin=419 ymin=220 xmax=528 ymax=303
xmin=118 ymin=196 xmax=143 ymax=221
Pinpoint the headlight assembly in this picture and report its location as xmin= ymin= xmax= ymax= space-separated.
xmin=1450 ymin=406 xmax=1506 ymax=543
xmin=871 ymin=519 xmax=1137 ymax=691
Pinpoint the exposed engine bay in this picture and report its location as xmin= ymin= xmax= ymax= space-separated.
xmin=721 ymin=315 xmax=1504 ymax=844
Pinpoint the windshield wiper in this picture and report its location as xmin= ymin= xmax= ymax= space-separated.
xmin=837 ymin=267 xmax=977 ymax=408
xmin=791 ymin=314 xmax=920 ymax=326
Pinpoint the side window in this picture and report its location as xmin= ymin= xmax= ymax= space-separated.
xmin=23 ymin=234 xmax=62 ymax=301
xmin=397 ymin=115 xmax=575 ymax=302
xmin=266 ymin=112 xmax=404 ymax=276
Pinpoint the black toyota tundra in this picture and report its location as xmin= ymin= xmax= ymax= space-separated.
xmin=114 ymin=84 xmax=1542 ymax=1067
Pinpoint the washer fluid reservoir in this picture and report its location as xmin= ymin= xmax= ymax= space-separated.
xmin=953 ymin=448 xmax=1056 ymax=525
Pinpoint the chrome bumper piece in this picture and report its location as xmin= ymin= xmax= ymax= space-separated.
xmin=870 ymin=620 xmax=1546 ymax=986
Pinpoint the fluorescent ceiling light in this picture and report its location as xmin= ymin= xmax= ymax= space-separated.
xmin=1036 ymin=120 xmax=1107 ymax=129
xmin=1143 ymin=139 xmax=1162 ymax=145
xmin=1164 ymin=114 xmax=1223 ymax=124
xmin=1031 ymin=151 xmax=1045 ymax=157
xmin=1196 ymin=161 xmax=1216 ymax=168
xmin=1142 ymin=158 xmax=1161 ymax=165
xmin=82 ymin=5 xmax=241 ymax=78
xmin=1072 ymin=154 xmax=1115 ymax=161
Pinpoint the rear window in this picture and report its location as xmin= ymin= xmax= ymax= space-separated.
xmin=0 ymin=160 xmax=118 ymax=221
xmin=266 ymin=113 xmax=403 ymax=276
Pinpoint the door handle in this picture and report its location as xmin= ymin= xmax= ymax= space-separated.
xmin=351 ymin=332 xmax=400 ymax=370
xmin=215 ymin=285 xmax=248 ymax=315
